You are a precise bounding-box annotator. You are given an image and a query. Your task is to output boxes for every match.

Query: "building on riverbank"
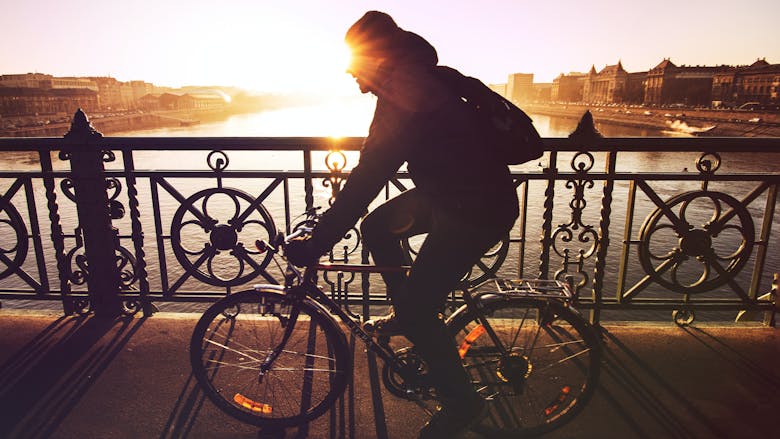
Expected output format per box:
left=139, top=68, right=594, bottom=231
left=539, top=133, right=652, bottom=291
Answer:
left=547, top=58, right=780, bottom=109
left=644, top=59, right=722, bottom=107
left=139, top=92, right=229, bottom=112
left=506, top=73, right=534, bottom=103
left=712, top=59, right=780, bottom=108
left=0, top=87, right=99, bottom=118
left=579, top=61, right=646, bottom=105
left=552, top=72, right=587, bottom=102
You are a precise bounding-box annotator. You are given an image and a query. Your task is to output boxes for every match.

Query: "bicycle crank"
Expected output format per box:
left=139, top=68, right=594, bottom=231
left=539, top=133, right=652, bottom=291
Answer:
left=381, top=347, right=435, bottom=400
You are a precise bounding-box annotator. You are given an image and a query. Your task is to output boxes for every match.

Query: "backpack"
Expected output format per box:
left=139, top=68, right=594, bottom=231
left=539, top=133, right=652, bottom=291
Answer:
left=435, top=66, right=545, bottom=165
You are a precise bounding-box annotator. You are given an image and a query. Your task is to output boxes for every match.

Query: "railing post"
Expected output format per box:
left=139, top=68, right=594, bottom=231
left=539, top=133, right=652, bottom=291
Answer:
left=62, top=109, right=122, bottom=318
left=538, top=151, right=556, bottom=280
left=40, top=150, right=74, bottom=314
left=592, top=151, right=615, bottom=326
left=303, top=148, right=314, bottom=211
left=771, top=273, right=778, bottom=327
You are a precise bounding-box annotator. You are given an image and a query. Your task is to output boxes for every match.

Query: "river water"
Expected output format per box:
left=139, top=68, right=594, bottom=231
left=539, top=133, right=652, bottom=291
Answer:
left=2, top=101, right=779, bottom=321
left=110, top=98, right=667, bottom=138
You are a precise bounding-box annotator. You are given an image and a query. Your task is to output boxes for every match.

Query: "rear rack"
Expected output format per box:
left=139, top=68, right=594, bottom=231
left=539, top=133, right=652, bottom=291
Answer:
left=480, top=278, right=574, bottom=300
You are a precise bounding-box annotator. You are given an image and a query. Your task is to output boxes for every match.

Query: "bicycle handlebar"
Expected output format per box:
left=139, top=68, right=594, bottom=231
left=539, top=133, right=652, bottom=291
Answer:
left=255, top=208, right=320, bottom=255
left=255, top=226, right=312, bottom=255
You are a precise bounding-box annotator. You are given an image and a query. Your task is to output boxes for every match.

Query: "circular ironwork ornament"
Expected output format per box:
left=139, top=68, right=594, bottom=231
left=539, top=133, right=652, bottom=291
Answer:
left=638, top=190, right=754, bottom=294
left=171, top=188, right=277, bottom=287
left=402, top=233, right=510, bottom=287
left=0, top=198, right=28, bottom=280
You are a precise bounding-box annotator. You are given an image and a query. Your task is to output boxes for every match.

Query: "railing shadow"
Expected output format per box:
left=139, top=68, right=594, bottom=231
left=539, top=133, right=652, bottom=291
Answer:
left=599, top=329, right=715, bottom=439
left=0, top=314, right=145, bottom=438
left=682, top=326, right=780, bottom=391
left=364, top=336, right=390, bottom=439
left=159, top=368, right=210, bottom=439
left=596, top=328, right=779, bottom=439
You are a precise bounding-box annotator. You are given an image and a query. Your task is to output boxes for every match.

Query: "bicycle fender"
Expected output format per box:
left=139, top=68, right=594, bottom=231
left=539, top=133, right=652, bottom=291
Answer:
left=445, top=292, right=509, bottom=327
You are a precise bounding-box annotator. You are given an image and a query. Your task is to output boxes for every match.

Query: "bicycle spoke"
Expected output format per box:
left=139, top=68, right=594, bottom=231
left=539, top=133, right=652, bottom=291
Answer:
left=526, top=302, right=551, bottom=353
left=203, top=338, right=264, bottom=362
left=203, top=359, right=263, bottom=372
left=533, top=348, right=592, bottom=374
left=546, top=339, right=588, bottom=352
left=508, top=306, right=532, bottom=354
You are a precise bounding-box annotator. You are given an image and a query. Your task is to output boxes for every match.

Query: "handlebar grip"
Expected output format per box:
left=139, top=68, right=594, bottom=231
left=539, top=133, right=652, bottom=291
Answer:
left=254, top=220, right=315, bottom=256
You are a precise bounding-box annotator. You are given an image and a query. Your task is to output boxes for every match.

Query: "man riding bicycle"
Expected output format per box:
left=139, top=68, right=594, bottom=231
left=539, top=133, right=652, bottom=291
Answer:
left=285, top=11, right=518, bottom=438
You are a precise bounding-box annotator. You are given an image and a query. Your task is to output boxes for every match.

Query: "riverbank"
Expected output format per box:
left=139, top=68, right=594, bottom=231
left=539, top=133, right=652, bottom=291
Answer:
left=0, top=107, right=253, bottom=138
left=524, top=103, right=780, bottom=137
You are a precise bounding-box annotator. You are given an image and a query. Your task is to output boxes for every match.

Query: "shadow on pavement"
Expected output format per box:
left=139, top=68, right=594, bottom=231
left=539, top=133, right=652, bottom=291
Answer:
left=592, top=327, right=780, bottom=439
left=0, top=315, right=145, bottom=438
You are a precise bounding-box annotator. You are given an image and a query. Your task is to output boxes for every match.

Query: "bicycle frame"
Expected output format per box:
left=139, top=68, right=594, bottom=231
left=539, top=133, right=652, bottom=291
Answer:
left=257, top=218, right=582, bottom=401
left=264, top=261, right=416, bottom=383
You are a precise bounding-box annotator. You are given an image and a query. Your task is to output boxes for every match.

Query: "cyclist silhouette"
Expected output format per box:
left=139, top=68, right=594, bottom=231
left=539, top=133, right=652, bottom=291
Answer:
left=285, top=11, right=518, bottom=438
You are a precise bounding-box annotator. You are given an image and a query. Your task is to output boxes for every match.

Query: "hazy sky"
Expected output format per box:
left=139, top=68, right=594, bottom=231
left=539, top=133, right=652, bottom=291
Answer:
left=2, top=0, right=778, bottom=94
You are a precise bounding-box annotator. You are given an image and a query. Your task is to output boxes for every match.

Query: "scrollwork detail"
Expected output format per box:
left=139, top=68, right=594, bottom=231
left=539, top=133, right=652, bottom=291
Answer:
left=102, top=150, right=116, bottom=163
left=63, top=228, right=138, bottom=291
left=551, top=152, right=600, bottom=284
left=207, top=150, right=230, bottom=172
left=695, top=152, right=721, bottom=175
left=323, top=150, right=348, bottom=205
left=60, top=178, right=77, bottom=203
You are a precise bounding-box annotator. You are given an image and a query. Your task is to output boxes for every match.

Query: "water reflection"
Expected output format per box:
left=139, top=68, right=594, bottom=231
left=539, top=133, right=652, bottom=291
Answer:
left=529, top=113, right=668, bottom=137
left=112, top=97, right=376, bottom=138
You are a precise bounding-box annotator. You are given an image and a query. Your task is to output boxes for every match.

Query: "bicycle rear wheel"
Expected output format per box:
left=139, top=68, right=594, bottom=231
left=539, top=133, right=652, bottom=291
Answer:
left=446, top=295, right=601, bottom=437
left=190, top=289, right=351, bottom=428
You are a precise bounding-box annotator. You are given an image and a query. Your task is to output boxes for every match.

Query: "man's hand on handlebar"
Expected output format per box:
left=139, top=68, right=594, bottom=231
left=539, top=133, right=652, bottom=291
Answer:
left=284, top=236, right=322, bottom=267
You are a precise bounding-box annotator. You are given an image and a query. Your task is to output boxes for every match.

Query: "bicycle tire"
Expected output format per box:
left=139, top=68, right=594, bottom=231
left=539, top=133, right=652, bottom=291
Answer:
left=190, top=288, right=351, bottom=428
left=446, top=295, right=601, bottom=437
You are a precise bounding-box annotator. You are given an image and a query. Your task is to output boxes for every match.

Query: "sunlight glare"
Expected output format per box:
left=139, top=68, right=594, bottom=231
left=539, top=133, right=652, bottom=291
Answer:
left=229, top=26, right=356, bottom=96
left=215, top=90, right=232, bottom=103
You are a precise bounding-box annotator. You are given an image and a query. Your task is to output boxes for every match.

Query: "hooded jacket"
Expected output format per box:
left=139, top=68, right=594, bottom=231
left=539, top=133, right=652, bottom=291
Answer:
left=310, top=14, right=519, bottom=253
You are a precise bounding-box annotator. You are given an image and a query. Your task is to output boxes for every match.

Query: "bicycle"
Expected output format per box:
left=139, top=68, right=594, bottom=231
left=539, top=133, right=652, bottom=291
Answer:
left=189, top=212, right=602, bottom=438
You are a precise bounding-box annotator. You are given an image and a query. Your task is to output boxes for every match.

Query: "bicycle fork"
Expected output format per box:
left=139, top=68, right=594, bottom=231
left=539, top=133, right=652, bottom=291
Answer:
left=257, top=306, right=301, bottom=383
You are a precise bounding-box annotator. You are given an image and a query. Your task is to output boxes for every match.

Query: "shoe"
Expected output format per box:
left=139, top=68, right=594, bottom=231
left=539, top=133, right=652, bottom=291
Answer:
left=362, top=311, right=403, bottom=336
left=418, top=395, right=487, bottom=439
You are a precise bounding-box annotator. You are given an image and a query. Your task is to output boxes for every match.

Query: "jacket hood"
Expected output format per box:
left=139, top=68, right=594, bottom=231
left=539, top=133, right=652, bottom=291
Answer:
left=345, top=11, right=438, bottom=68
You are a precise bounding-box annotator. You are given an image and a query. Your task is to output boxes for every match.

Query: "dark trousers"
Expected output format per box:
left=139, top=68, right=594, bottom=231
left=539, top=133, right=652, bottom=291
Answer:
left=360, top=188, right=513, bottom=401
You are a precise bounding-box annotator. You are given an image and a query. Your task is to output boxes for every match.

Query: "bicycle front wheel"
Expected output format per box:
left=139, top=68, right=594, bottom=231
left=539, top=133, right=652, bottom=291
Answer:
left=447, top=295, right=601, bottom=437
left=190, top=288, right=351, bottom=428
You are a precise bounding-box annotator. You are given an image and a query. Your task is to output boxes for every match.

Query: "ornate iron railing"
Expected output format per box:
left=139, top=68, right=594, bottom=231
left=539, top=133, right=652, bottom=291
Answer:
left=0, top=110, right=778, bottom=325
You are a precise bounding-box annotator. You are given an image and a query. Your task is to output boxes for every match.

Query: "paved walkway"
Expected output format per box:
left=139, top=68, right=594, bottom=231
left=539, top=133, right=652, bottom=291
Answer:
left=0, top=310, right=778, bottom=439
